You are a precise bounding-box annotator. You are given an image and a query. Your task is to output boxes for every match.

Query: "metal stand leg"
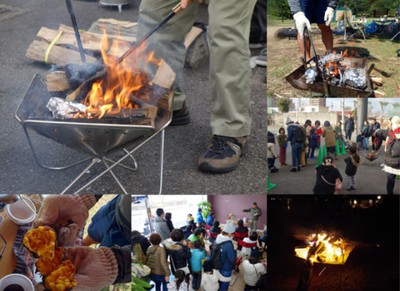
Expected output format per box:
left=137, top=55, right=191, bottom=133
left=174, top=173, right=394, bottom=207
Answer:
left=391, top=31, right=400, bottom=41
left=74, top=128, right=166, bottom=194
left=158, top=129, right=165, bottom=195
left=102, top=158, right=128, bottom=194
left=23, top=126, right=93, bottom=170
left=61, top=158, right=100, bottom=194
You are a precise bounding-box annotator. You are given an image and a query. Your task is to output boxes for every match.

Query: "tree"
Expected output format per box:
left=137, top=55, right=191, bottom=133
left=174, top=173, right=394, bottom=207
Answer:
left=277, top=98, right=291, bottom=113
left=379, top=101, right=389, bottom=117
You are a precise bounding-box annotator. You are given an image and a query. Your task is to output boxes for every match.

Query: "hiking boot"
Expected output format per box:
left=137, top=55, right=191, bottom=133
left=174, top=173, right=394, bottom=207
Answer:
left=290, top=168, right=297, bottom=172
left=170, top=102, right=190, bottom=126
left=198, top=135, right=248, bottom=173
left=255, top=48, right=267, bottom=67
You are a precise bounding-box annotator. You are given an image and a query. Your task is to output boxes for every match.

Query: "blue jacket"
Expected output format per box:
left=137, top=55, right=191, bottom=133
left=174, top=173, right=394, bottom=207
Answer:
left=309, top=133, right=318, bottom=148
left=196, top=212, right=206, bottom=224
left=216, top=235, right=236, bottom=274
left=287, top=124, right=300, bottom=145
left=190, top=248, right=206, bottom=272
left=206, top=214, right=214, bottom=227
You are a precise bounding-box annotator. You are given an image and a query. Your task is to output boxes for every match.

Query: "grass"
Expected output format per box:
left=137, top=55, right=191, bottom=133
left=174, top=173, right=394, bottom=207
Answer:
left=267, top=21, right=400, bottom=97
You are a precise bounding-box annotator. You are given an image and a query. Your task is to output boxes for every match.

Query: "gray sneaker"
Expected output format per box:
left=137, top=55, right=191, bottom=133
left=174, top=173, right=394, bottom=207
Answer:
left=255, top=48, right=266, bottom=67
left=198, top=135, right=248, bottom=173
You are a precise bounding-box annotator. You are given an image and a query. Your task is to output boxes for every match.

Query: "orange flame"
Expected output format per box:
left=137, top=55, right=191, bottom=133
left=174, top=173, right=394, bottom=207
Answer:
left=81, top=29, right=161, bottom=119
left=294, top=232, right=352, bottom=265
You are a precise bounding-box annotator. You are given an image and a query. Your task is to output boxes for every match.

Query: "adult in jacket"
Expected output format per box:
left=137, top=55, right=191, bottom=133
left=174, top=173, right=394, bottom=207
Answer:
left=154, top=208, right=171, bottom=241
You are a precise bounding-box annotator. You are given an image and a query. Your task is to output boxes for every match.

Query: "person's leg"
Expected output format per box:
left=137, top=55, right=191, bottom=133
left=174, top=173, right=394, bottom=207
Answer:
left=291, top=144, right=297, bottom=170
left=386, top=173, right=396, bottom=194
left=317, top=24, right=333, bottom=52
left=207, top=0, right=256, bottom=138
left=150, top=274, right=161, bottom=291
left=310, top=146, right=315, bottom=159
left=137, top=0, right=198, bottom=112
left=219, top=281, right=230, bottom=291
left=297, top=143, right=303, bottom=171
left=267, top=158, right=274, bottom=170
left=352, top=176, right=356, bottom=189
left=198, top=0, right=256, bottom=173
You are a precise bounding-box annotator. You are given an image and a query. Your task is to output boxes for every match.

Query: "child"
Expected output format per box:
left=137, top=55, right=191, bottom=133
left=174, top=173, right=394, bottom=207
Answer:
left=267, top=131, right=279, bottom=173
left=190, top=240, right=206, bottom=290
left=308, top=128, right=318, bottom=160
left=167, top=270, right=190, bottom=291
left=277, top=127, right=287, bottom=166
left=242, top=257, right=267, bottom=290
left=240, top=232, right=259, bottom=258
left=200, top=260, right=219, bottom=291
left=344, top=144, right=361, bottom=191
left=313, top=156, right=343, bottom=194
left=209, top=220, right=221, bottom=244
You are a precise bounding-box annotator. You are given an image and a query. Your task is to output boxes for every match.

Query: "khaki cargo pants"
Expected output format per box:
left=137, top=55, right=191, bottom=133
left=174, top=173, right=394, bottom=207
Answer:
left=138, top=0, right=256, bottom=138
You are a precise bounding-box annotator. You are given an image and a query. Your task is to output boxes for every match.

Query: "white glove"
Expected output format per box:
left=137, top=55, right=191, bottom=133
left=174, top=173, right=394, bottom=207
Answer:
left=324, top=7, right=335, bottom=26
left=293, top=12, right=312, bottom=39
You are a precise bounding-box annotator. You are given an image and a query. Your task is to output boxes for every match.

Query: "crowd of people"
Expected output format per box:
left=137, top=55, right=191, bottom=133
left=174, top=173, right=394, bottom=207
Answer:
left=132, top=205, right=267, bottom=291
left=267, top=114, right=400, bottom=194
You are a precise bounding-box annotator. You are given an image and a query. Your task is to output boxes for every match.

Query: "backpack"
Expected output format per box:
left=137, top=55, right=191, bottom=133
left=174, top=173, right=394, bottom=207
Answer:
left=209, top=241, right=229, bottom=269
left=385, top=134, right=400, bottom=169
left=295, top=126, right=306, bottom=143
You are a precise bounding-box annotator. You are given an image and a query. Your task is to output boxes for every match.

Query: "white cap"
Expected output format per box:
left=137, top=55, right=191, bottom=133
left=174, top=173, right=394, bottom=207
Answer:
left=223, top=220, right=236, bottom=234
left=285, top=117, right=293, bottom=125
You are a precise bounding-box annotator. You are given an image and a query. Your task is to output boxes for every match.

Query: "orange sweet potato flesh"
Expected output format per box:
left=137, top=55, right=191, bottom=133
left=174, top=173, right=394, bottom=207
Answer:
left=44, top=260, right=77, bottom=291
left=23, top=226, right=56, bottom=258
left=36, top=247, right=64, bottom=275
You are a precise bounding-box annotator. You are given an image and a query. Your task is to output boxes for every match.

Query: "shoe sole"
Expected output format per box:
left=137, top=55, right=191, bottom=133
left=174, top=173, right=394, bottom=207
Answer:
left=198, top=140, right=248, bottom=173
left=170, top=113, right=190, bottom=126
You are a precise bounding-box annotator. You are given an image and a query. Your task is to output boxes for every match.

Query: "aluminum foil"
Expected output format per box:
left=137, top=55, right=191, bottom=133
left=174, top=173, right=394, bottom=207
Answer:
left=305, top=67, right=318, bottom=84
left=318, top=53, right=344, bottom=67
left=47, top=97, right=87, bottom=119
left=342, top=69, right=367, bottom=90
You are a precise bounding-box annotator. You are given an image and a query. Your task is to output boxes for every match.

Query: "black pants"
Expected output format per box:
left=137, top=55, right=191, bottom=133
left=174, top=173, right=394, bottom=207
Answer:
left=387, top=173, right=397, bottom=194
left=268, top=158, right=277, bottom=170
left=191, top=271, right=202, bottom=290
left=250, top=0, right=266, bottom=45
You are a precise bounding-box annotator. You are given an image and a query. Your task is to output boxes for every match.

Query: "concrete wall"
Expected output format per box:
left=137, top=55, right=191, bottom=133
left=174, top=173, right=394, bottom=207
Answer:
left=208, top=195, right=267, bottom=230
left=271, top=111, right=339, bottom=127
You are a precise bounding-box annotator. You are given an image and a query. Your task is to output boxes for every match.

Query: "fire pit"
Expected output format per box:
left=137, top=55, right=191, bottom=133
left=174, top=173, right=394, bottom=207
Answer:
left=286, top=47, right=374, bottom=97
left=294, top=232, right=354, bottom=291
left=15, top=52, right=175, bottom=194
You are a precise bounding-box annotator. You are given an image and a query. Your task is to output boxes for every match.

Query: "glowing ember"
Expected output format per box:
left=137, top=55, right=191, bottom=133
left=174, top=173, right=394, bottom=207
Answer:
left=294, top=232, right=352, bottom=265
left=75, top=29, right=161, bottom=119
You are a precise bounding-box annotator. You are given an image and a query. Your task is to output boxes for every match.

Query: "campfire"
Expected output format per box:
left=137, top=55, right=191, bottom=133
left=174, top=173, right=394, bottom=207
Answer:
left=286, top=47, right=374, bottom=97
left=46, top=30, right=173, bottom=127
left=295, top=232, right=352, bottom=265
left=305, top=49, right=367, bottom=90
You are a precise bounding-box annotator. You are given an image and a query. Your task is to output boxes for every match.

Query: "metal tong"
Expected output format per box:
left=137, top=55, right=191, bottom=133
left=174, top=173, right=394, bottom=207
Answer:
left=302, top=28, right=330, bottom=97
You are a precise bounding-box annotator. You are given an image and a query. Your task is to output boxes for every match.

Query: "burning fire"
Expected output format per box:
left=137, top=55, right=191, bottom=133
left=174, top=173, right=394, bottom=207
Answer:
left=295, top=232, right=351, bottom=265
left=77, top=30, right=161, bottom=119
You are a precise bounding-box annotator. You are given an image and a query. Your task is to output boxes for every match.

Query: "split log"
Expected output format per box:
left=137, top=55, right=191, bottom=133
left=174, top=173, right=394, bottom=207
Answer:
left=373, top=90, right=386, bottom=97
left=46, top=71, right=69, bottom=92
left=371, top=77, right=382, bottom=86
left=25, top=39, right=97, bottom=65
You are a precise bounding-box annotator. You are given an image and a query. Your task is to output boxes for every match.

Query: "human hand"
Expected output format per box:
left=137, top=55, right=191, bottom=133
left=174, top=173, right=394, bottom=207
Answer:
left=64, top=246, right=118, bottom=290
left=181, top=0, right=200, bottom=9
left=324, top=7, right=335, bottom=26
left=165, top=276, right=170, bottom=283
left=34, top=195, right=96, bottom=246
left=293, top=12, right=312, bottom=38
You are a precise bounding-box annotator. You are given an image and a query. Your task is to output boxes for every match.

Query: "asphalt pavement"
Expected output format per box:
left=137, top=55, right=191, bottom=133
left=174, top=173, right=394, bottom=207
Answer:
left=267, top=126, right=398, bottom=194
left=0, top=0, right=267, bottom=194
